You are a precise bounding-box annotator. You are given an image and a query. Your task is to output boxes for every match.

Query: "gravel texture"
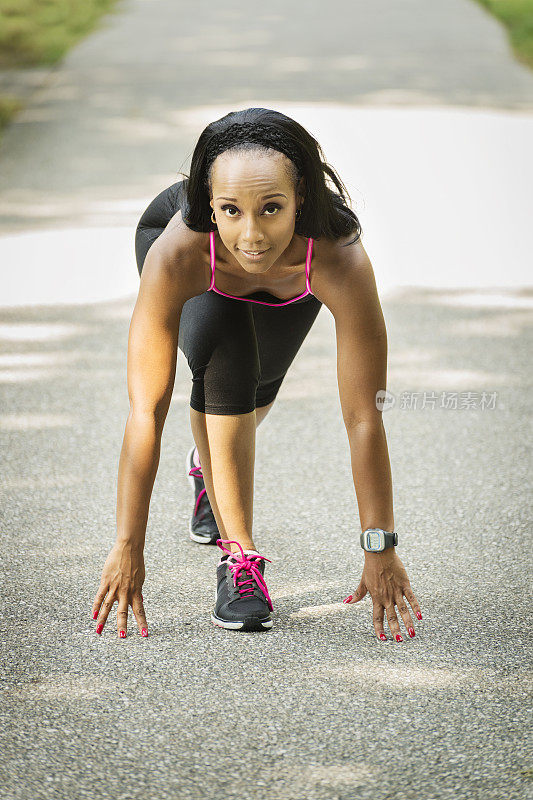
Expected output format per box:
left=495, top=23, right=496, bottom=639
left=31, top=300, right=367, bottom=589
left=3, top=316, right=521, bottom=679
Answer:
left=1, top=288, right=532, bottom=799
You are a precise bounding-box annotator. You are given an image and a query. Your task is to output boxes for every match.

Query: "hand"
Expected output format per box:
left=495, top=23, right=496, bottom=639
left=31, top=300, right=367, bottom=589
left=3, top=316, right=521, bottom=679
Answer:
left=343, top=548, right=422, bottom=642
left=91, top=541, right=147, bottom=639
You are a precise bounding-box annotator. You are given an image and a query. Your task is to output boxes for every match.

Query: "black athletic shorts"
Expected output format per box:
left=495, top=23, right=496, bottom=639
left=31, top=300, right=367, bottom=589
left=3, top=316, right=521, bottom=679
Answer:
left=135, top=182, right=323, bottom=415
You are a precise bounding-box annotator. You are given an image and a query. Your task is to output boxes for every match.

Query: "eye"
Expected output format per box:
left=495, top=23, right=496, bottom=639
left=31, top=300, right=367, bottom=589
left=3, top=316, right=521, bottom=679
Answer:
left=220, top=203, right=281, bottom=217
left=221, top=204, right=239, bottom=217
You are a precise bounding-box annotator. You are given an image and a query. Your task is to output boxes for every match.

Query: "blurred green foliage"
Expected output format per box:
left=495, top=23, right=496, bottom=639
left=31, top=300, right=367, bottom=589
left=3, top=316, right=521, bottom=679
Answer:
left=473, top=0, right=533, bottom=68
left=0, top=0, right=119, bottom=134
left=0, top=95, right=21, bottom=126
left=0, top=0, right=120, bottom=67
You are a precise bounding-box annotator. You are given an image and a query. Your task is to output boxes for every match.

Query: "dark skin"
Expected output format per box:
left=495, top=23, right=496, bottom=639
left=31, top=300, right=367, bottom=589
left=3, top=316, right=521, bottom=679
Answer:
left=91, top=148, right=422, bottom=642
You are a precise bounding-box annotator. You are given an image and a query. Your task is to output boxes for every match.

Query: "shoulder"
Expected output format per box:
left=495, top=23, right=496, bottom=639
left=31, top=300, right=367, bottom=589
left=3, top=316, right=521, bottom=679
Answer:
left=311, top=231, right=371, bottom=289
left=140, top=209, right=210, bottom=302
left=310, top=232, right=386, bottom=337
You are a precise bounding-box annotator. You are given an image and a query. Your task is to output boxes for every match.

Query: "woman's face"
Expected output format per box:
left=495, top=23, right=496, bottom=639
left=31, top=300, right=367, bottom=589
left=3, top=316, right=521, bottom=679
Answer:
left=209, top=149, right=304, bottom=274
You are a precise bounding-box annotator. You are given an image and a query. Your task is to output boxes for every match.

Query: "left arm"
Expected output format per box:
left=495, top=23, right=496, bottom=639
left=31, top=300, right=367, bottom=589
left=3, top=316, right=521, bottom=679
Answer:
left=313, top=236, right=393, bottom=533
left=313, top=236, right=422, bottom=641
left=336, top=328, right=393, bottom=534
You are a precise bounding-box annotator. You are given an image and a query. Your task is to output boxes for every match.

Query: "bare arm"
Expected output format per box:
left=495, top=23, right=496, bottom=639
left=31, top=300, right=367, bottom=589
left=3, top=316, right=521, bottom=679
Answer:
left=117, top=241, right=185, bottom=547
left=314, top=236, right=423, bottom=642
left=314, top=236, right=392, bottom=533
left=92, top=227, right=203, bottom=637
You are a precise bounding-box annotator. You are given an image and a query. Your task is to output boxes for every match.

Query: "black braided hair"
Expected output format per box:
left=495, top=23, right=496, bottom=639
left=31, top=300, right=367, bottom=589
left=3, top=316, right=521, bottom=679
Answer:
left=179, top=108, right=362, bottom=244
left=203, top=122, right=304, bottom=188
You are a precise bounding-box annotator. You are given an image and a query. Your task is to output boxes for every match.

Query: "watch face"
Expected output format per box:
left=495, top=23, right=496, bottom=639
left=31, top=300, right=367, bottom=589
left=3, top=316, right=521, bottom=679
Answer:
left=367, top=531, right=383, bottom=550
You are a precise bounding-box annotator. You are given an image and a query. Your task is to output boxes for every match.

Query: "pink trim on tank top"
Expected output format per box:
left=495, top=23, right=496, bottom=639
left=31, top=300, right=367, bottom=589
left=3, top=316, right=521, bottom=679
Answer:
left=208, top=230, right=314, bottom=307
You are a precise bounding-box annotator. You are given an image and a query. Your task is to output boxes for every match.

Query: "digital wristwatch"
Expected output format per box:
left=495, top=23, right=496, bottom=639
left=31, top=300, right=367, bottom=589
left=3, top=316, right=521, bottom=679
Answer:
left=360, top=527, right=398, bottom=552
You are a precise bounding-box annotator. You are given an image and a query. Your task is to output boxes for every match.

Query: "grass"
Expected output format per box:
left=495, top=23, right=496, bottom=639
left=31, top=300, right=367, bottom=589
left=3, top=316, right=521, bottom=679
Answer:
left=0, top=95, right=22, bottom=127
left=0, top=0, right=120, bottom=67
left=0, top=0, right=120, bottom=136
left=472, top=0, right=533, bottom=69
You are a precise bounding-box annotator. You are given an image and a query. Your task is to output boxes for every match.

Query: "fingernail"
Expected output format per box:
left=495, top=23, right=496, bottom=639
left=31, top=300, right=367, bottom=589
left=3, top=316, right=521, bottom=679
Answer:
left=408, top=627, right=415, bottom=638
left=379, top=632, right=387, bottom=641
left=119, top=630, right=126, bottom=639
left=96, top=624, right=103, bottom=635
left=395, top=634, right=403, bottom=642
left=343, top=595, right=353, bottom=604
left=141, top=594, right=144, bottom=601
left=416, top=611, right=422, bottom=620
left=92, top=611, right=97, bottom=620
left=141, top=628, right=148, bottom=637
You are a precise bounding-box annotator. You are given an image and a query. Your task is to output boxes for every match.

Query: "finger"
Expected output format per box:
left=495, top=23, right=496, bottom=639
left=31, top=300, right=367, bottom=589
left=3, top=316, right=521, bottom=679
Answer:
left=117, top=596, right=129, bottom=639
left=92, top=583, right=108, bottom=621
left=343, top=578, right=367, bottom=605
left=372, top=602, right=388, bottom=642
left=132, top=594, right=148, bottom=637
left=403, top=585, right=423, bottom=621
left=395, top=592, right=416, bottom=638
left=385, top=603, right=404, bottom=643
left=96, top=592, right=116, bottom=635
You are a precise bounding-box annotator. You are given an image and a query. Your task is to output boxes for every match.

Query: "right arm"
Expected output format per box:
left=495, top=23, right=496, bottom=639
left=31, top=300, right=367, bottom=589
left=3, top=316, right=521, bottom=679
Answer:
left=91, top=228, right=203, bottom=638
left=117, top=239, right=186, bottom=549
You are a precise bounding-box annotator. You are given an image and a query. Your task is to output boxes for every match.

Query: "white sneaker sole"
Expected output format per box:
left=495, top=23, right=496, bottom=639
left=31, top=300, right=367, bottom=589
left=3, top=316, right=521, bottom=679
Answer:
left=210, top=612, right=273, bottom=631
left=211, top=589, right=273, bottom=630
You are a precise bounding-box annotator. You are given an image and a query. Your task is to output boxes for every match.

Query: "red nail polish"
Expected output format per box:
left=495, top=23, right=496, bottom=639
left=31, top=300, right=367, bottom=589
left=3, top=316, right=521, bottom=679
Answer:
left=395, top=634, right=403, bottom=642
left=343, top=595, right=353, bottom=604
left=141, top=628, right=148, bottom=637
left=416, top=611, right=422, bottom=620
left=408, top=627, right=415, bottom=637
left=119, top=630, right=126, bottom=639
left=141, top=594, right=143, bottom=601
left=379, top=633, right=387, bottom=641
left=96, top=624, right=103, bottom=635
left=92, top=611, right=97, bottom=620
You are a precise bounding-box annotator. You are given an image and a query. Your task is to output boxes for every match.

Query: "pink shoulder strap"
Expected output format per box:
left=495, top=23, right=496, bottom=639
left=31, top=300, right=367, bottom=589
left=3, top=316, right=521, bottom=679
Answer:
left=305, top=237, right=314, bottom=292
left=208, top=230, right=216, bottom=289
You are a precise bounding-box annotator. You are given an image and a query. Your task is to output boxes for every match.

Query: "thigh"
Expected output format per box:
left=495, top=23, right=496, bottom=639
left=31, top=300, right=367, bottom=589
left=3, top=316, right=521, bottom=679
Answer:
left=178, top=292, right=261, bottom=415
left=252, top=296, right=323, bottom=406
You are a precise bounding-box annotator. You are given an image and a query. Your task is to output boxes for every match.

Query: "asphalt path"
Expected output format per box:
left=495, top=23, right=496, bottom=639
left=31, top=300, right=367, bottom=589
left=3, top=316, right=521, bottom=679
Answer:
left=1, top=288, right=532, bottom=799
left=1, top=1, right=532, bottom=798
left=1, top=0, right=533, bottom=234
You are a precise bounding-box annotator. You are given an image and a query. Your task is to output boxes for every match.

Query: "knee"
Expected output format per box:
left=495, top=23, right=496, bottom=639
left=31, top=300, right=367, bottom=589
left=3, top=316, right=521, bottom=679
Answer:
left=188, top=324, right=260, bottom=416
left=191, top=355, right=260, bottom=415
left=179, top=295, right=262, bottom=415
left=255, top=376, right=284, bottom=408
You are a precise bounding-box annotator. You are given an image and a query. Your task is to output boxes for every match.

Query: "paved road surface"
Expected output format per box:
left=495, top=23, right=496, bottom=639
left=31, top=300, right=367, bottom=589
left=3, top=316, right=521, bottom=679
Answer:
left=1, top=1, right=532, bottom=798
left=1, top=0, right=533, bottom=234
left=1, top=287, right=531, bottom=799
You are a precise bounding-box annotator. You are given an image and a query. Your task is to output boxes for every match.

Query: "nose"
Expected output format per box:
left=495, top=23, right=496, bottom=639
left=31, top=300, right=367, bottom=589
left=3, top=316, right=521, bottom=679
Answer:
left=241, top=214, right=265, bottom=248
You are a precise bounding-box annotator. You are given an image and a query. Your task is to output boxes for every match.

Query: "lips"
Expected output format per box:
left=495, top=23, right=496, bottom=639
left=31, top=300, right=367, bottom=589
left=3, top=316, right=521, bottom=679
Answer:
left=239, top=248, right=270, bottom=261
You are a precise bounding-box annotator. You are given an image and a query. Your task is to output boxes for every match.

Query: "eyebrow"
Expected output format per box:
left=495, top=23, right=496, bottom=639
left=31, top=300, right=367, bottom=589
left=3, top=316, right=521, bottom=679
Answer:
left=215, top=193, right=287, bottom=201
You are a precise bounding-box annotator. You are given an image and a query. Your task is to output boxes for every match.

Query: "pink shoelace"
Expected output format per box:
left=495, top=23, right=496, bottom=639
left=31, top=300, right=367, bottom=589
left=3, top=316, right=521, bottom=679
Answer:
left=217, top=539, right=273, bottom=611
left=189, top=454, right=214, bottom=519
left=188, top=461, right=208, bottom=517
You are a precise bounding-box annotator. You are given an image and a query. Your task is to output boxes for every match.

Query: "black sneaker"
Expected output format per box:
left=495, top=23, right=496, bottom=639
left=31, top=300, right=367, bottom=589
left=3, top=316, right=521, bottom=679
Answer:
left=211, top=539, right=273, bottom=631
left=185, top=445, right=220, bottom=545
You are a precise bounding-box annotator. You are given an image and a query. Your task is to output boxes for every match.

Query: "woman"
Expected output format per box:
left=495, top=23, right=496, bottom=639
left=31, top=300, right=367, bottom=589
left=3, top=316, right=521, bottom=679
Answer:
left=91, top=107, right=423, bottom=640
